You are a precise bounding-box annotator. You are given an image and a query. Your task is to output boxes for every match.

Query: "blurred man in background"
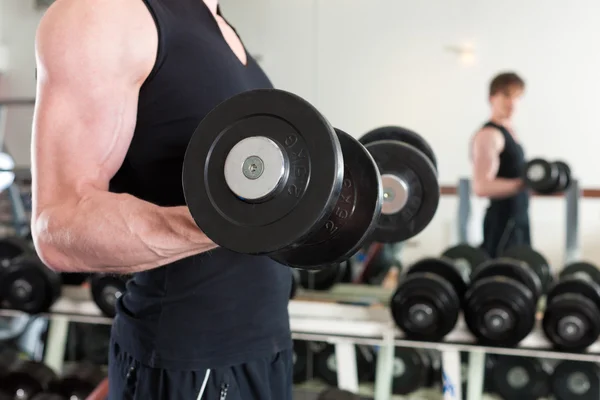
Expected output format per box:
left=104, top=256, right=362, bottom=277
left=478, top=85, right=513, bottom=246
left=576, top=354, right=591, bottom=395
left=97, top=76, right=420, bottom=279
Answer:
left=470, top=72, right=529, bottom=257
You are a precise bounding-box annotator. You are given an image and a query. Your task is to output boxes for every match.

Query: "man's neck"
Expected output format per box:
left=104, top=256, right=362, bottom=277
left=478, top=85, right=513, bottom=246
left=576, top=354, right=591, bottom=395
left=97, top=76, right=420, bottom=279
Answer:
left=490, top=115, right=512, bottom=129
left=203, top=0, right=218, bottom=15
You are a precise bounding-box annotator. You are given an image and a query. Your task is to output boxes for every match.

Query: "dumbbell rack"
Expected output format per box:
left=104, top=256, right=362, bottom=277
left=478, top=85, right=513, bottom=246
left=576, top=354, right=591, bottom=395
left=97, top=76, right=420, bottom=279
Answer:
left=456, top=177, right=581, bottom=264
left=1, top=286, right=599, bottom=400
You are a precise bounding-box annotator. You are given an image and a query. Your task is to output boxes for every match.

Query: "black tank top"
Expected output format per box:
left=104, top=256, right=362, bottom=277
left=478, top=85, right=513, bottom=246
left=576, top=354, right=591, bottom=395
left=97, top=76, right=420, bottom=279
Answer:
left=483, top=121, right=529, bottom=218
left=108, top=0, right=292, bottom=370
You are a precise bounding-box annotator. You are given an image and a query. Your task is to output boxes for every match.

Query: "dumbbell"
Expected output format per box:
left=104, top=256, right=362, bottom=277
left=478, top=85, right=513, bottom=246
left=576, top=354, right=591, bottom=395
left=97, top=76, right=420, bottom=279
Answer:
left=0, top=360, right=58, bottom=400
left=90, top=274, right=131, bottom=317
left=543, top=262, right=600, bottom=352
left=354, top=242, right=402, bottom=285
left=0, top=254, right=62, bottom=314
left=524, top=158, right=572, bottom=194
left=48, top=362, right=105, bottom=400
left=296, top=261, right=350, bottom=291
left=314, top=344, right=376, bottom=386
left=391, top=244, right=489, bottom=341
left=550, top=361, right=600, bottom=400
left=0, top=235, right=31, bottom=264
left=489, top=356, right=549, bottom=400
left=182, top=90, right=439, bottom=270
left=358, top=126, right=439, bottom=244
left=390, top=347, right=437, bottom=395
left=292, top=340, right=309, bottom=384
left=463, top=245, right=550, bottom=346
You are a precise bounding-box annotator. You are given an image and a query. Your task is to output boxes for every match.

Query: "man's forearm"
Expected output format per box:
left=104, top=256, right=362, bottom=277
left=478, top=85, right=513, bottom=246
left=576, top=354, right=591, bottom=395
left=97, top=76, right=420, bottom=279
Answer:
left=473, top=178, right=524, bottom=199
left=33, top=191, right=216, bottom=274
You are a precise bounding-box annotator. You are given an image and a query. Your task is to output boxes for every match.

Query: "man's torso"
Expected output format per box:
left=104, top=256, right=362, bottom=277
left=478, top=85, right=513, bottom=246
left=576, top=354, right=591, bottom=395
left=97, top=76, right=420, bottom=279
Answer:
left=108, top=0, right=292, bottom=370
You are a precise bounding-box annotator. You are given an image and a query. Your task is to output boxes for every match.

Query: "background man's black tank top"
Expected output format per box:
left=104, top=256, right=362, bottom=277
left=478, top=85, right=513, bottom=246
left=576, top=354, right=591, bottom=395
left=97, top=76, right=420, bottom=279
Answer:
left=483, top=121, right=529, bottom=219
left=108, top=0, right=292, bottom=370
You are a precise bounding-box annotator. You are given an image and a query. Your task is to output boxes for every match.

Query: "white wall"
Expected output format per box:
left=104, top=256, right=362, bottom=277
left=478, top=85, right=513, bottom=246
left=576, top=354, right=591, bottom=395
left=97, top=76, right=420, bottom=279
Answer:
left=0, top=0, right=44, bottom=166
left=2, top=0, right=600, bottom=269
left=223, top=0, right=600, bottom=269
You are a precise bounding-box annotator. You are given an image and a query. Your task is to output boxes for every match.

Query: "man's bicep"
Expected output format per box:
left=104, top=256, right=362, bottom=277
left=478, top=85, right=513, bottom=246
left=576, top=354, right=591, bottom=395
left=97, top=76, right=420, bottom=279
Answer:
left=471, top=130, right=502, bottom=181
left=31, top=0, right=155, bottom=210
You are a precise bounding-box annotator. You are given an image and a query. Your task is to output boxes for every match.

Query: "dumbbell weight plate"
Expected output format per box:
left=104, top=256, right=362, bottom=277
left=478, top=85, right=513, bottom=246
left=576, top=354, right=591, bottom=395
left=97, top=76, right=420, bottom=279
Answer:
left=554, top=161, right=572, bottom=192
left=30, top=394, right=67, bottom=400
left=90, top=274, right=130, bottom=318
left=270, top=129, right=382, bottom=268
left=392, top=259, right=462, bottom=341
left=391, top=347, right=431, bottom=395
left=3, top=360, right=58, bottom=400
left=292, top=340, right=308, bottom=384
left=441, top=244, right=490, bottom=284
left=359, top=126, right=438, bottom=170
left=491, top=356, right=549, bottom=400
left=361, top=139, right=439, bottom=243
left=48, top=362, right=105, bottom=400
left=551, top=361, right=600, bottom=400
left=313, top=344, right=375, bottom=386
left=501, top=245, right=550, bottom=294
left=465, top=260, right=538, bottom=346
left=297, top=261, right=349, bottom=291
left=0, top=255, right=62, bottom=314
left=561, top=261, right=600, bottom=285
left=183, top=89, right=344, bottom=256
left=0, top=236, right=31, bottom=265
left=524, top=158, right=559, bottom=194
left=542, top=278, right=600, bottom=351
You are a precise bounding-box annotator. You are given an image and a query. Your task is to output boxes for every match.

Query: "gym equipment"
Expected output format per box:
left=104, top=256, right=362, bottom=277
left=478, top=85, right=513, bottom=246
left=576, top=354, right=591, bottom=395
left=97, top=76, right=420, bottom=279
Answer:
left=551, top=360, right=600, bottom=400
left=356, top=242, right=402, bottom=285
left=30, top=394, right=67, bottom=400
left=48, top=362, right=105, bottom=400
left=463, top=245, right=548, bottom=346
left=316, top=388, right=361, bottom=400
left=0, top=255, right=62, bottom=314
left=390, top=347, right=433, bottom=395
left=90, top=274, right=130, bottom=317
left=183, top=91, right=439, bottom=269
left=359, top=126, right=439, bottom=243
left=502, top=245, right=553, bottom=294
left=490, top=356, right=549, bottom=400
left=0, top=235, right=31, bottom=265
left=292, top=340, right=308, bottom=384
left=314, top=344, right=375, bottom=386
left=523, top=158, right=572, bottom=194
left=183, top=89, right=383, bottom=269
left=0, top=360, right=58, bottom=400
left=297, top=261, right=349, bottom=291
left=60, top=273, right=90, bottom=286
left=391, top=244, right=488, bottom=341
left=543, top=261, right=600, bottom=351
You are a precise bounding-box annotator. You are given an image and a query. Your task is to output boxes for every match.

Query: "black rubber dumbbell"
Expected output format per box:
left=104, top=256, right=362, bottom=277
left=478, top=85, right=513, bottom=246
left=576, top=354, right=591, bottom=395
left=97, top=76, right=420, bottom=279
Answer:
left=0, top=254, right=62, bottom=314
left=0, top=236, right=32, bottom=264
left=490, top=356, right=549, bottom=400
left=390, top=347, right=436, bottom=395
left=48, top=362, right=105, bottom=400
left=0, top=360, right=58, bottom=400
left=543, top=262, right=600, bottom=352
left=314, top=344, right=376, bottom=386
left=90, top=274, right=131, bottom=317
left=463, top=245, right=550, bottom=346
left=296, top=261, right=350, bottom=291
left=551, top=360, right=600, bottom=400
left=354, top=242, right=402, bottom=285
left=391, top=244, right=489, bottom=341
left=524, top=158, right=572, bottom=194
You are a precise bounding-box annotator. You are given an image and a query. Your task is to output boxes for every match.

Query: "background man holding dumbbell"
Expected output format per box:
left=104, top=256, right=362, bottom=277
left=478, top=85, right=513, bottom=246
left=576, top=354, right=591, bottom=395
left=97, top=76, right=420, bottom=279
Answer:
left=470, top=72, right=530, bottom=257
left=30, top=0, right=293, bottom=399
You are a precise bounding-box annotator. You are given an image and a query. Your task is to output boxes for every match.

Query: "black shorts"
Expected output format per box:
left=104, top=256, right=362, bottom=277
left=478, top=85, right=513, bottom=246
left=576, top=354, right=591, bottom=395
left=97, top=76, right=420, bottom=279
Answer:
left=108, top=339, right=293, bottom=400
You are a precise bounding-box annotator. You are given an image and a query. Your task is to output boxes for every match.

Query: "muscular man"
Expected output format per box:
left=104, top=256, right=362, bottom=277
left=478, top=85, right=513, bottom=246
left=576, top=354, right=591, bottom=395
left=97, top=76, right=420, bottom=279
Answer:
left=471, top=72, right=529, bottom=258
left=31, top=0, right=293, bottom=398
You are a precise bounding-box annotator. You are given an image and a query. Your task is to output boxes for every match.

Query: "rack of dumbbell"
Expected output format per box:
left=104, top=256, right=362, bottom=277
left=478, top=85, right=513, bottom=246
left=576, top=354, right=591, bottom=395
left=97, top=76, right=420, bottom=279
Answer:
left=388, top=243, right=600, bottom=400
left=0, top=345, right=107, bottom=400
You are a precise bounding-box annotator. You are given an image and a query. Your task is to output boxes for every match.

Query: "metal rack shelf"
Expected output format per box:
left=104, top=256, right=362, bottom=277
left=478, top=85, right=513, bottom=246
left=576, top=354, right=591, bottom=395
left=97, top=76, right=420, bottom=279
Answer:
left=1, top=286, right=598, bottom=400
